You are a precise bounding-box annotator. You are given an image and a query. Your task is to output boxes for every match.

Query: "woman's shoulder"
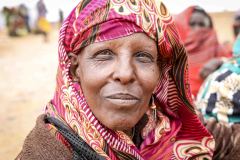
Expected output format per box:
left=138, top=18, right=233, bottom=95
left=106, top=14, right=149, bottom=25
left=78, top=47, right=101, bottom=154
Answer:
left=15, top=114, right=72, bottom=160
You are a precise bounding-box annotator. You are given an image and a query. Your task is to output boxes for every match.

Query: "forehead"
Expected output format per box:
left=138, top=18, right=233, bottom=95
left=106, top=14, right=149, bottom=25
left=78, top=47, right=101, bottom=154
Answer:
left=190, top=12, right=208, bottom=21
left=82, top=33, right=156, bottom=51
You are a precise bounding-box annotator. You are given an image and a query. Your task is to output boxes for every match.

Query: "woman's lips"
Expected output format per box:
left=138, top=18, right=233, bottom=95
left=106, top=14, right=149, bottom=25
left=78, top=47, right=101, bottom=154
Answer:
left=105, top=93, right=140, bottom=106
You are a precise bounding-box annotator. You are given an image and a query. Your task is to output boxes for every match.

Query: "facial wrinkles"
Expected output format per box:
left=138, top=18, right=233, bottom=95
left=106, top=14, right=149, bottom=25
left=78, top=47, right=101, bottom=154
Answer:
left=79, top=33, right=159, bottom=90
left=100, top=39, right=135, bottom=83
left=115, top=49, right=136, bottom=83
left=110, top=41, right=155, bottom=93
left=114, top=40, right=155, bottom=82
left=72, top=33, right=161, bottom=132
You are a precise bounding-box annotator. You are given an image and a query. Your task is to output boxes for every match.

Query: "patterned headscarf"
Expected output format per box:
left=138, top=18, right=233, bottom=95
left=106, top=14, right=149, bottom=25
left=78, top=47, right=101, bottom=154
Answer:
left=45, top=0, right=214, bottom=159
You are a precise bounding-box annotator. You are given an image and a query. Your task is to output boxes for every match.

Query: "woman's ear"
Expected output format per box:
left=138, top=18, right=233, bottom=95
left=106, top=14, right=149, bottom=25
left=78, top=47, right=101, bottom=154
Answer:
left=68, top=52, right=79, bottom=82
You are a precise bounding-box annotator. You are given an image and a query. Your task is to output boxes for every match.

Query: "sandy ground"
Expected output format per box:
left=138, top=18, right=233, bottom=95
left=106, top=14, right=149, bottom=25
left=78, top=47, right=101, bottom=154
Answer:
left=0, top=30, right=58, bottom=159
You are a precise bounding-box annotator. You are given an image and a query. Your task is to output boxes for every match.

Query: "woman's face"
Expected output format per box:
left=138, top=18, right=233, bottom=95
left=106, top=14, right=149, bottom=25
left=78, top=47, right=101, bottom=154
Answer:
left=189, top=12, right=210, bottom=30
left=71, top=33, right=160, bottom=132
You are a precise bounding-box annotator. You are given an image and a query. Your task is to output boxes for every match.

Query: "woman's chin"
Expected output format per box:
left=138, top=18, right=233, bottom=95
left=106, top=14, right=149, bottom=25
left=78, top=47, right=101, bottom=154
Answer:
left=94, top=109, right=145, bottom=132
left=103, top=118, right=136, bottom=132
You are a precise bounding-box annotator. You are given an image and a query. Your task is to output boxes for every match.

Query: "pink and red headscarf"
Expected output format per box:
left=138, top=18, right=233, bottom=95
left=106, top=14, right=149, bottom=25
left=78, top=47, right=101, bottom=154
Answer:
left=45, top=0, right=214, bottom=159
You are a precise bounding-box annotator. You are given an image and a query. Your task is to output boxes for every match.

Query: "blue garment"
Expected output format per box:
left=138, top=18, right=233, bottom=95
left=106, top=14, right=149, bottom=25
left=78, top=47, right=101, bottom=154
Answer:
left=233, top=35, right=240, bottom=64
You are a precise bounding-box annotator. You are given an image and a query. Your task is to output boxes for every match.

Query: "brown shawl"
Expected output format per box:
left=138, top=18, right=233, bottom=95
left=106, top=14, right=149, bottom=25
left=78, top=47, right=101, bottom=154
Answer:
left=15, top=114, right=72, bottom=160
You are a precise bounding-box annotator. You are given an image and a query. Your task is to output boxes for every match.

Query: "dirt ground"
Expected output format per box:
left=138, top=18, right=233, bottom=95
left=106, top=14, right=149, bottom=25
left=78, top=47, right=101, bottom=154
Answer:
left=0, top=30, right=58, bottom=159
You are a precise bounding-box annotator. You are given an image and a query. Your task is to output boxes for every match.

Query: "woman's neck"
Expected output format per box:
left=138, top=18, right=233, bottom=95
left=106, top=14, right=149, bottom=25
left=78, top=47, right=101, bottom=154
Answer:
left=123, top=128, right=135, bottom=139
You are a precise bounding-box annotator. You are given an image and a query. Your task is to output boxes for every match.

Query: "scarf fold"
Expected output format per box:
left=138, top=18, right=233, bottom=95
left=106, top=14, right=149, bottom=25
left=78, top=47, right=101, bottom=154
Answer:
left=45, top=1, right=214, bottom=159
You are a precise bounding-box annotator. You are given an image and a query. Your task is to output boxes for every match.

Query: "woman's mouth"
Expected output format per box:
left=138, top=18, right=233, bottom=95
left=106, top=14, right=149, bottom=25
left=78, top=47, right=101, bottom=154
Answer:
left=105, top=93, right=140, bottom=106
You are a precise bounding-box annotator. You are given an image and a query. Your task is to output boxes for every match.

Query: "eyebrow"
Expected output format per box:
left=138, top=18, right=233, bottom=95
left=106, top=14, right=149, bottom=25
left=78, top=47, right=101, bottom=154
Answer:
left=86, top=39, right=157, bottom=53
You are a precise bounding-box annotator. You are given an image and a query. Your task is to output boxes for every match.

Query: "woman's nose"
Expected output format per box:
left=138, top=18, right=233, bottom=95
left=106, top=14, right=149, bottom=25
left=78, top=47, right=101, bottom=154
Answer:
left=112, top=58, right=135, bottom=84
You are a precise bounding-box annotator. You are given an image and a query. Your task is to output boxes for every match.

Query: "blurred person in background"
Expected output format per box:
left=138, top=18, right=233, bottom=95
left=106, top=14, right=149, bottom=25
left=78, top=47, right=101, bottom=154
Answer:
left=36, top=0, right=47, bottom=18
left=196, top=33, right=240, bottom=160
left=233, top=10, right=240, bottom=38
left=59, top=9, right=64, bottom=26
left=0, top=10, right=4, bottom=31
left=2, top=6, right=27, bottom=37
left=36, top=0, right=51, bottom=42
left=2, top=7, right=11, bottom=32
left=16, top=0, right=214, bottom=159
left=199, top=8, right=240, bottom=81
left=174, top=6, right=230, bottom=98
left=19, top=4, right=31, bottom=33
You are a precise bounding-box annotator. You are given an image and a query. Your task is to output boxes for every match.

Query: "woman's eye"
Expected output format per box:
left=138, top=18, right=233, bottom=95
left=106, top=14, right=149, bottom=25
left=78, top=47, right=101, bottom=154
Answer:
left=93, top=50, right=114, bottom=61
left=135, top=52, right=154, bottom=63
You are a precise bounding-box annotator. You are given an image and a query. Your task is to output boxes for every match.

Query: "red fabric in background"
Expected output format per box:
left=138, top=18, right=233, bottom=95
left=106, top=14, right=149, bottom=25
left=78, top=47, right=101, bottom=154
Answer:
left=174, top=6, right=231, bottom=97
